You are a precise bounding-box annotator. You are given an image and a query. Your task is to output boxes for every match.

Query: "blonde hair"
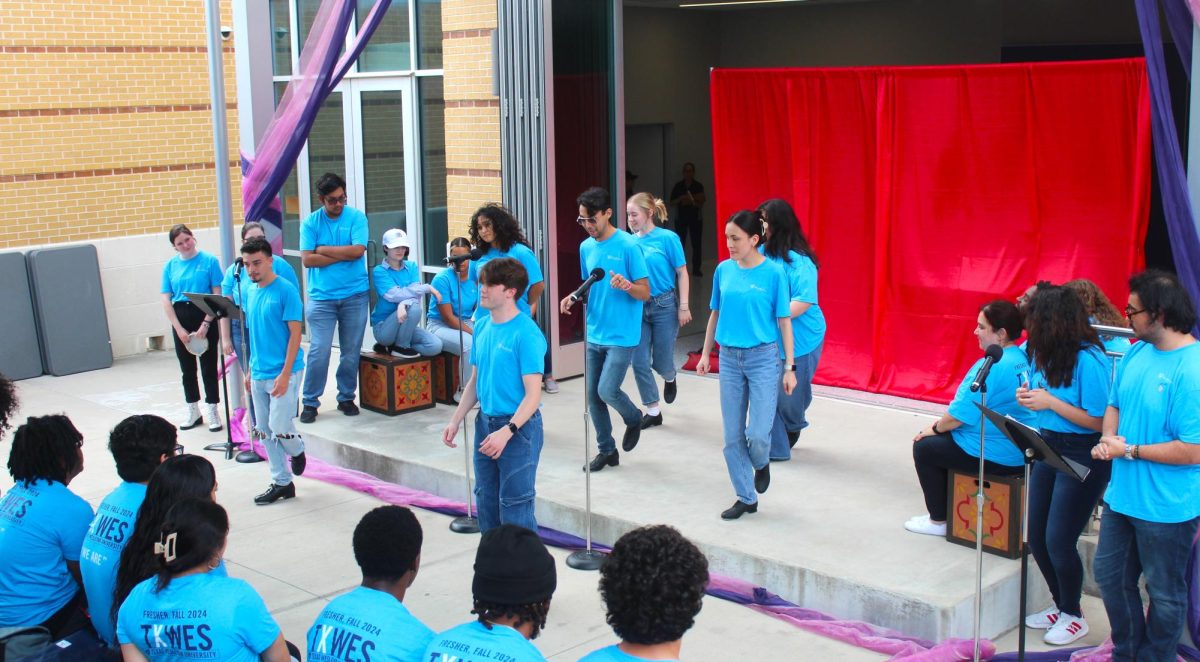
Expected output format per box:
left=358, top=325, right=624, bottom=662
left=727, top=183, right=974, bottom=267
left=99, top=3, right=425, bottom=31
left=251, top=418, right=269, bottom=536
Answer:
left=628, top=192, right=669, bottom=225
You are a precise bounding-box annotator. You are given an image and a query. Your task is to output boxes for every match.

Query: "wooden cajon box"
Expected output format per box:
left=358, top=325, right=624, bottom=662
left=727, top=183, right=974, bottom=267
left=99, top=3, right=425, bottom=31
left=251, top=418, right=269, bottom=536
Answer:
left=946, top=469, right=1024, bottom=559
left=430, top=352, right=463, bottom=405
left=358, top=351, right=435, bottom=416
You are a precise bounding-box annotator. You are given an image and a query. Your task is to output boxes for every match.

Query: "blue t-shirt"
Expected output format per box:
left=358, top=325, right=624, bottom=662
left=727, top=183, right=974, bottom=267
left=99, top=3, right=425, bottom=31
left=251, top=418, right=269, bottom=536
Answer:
left=1027, top=345, right=1111, bottom=435
left=1104, top=341, right=1200, bottom=523
left=423, top=621, right=547, bottom=662
left=469, top=244, right=545, bottom=319
left=299, top=206, right=370, bottom=301
left=579, top=645, right=673, bottom=662
left=161, top=252, right=223, bottom=303
left=81, top=481, right=147, bottom=645
left=371, top=260, right=424, bottom=325
left=117, top=572, right=280, bottom=662
left=637, top=227, right=686, bottom=297
left=307, top=586, right=434, bottom=662
left=580, top=231, right=649, bottom=347
left=222, top=256, right=299, bottom=307
left=245, top=277, right=305, bottom=381
left=710, top=258, right=790, bottom=350
left=471, top=313, right=547, bottom=417
left=945, top=345, right=1036, bottom=467
left=0, top=479, right=94, bottom=626
left=761, top=248, right=826, bottom=357
left=428, top=268, right=478, bottom=325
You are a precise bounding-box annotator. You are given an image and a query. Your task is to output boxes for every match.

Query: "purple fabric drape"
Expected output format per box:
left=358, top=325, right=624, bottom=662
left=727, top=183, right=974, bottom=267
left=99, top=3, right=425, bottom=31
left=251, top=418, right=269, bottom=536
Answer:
left=240, top=0, right=393, bottom=243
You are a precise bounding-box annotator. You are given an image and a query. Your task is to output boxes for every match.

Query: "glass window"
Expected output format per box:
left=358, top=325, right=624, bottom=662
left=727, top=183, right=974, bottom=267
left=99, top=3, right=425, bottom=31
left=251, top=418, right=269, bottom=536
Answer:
left=416, top=0, right=442, bottom=70
left=270, top=0, right=293, bottom=76
left=360, top=91, right=407, bottom=262
left=419, top=77, right=447, bottom=267
left=298, top=0, right=322, bottom=55
left=307, top=92, right=347, bottom=200
left=358, top=0, right=411, bottom=72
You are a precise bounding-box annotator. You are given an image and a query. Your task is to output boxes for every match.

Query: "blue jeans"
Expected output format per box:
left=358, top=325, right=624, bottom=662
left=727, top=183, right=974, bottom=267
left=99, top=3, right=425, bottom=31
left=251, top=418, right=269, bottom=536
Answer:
left=719, top=343, right=781, bottom=505
left=372, top=303, right=443, bottom=356
left=302, top=291, right=369, bottom=409
left=633, top=290, right=679, bottom=406
left=585, top=343, right=640, bottom=454
left=250, top=374, right=305, bottom=486
left=1094, top=507, right=1199, bottom=661
left=769, top=342, right=823, bottom=460
left=229, top=318, right=251, bottom=373
left=1026, top=430, right=1110, bottom=617
left=427, top=318, right=472, bottom=366
left=474, top=410, right=543, bottom=532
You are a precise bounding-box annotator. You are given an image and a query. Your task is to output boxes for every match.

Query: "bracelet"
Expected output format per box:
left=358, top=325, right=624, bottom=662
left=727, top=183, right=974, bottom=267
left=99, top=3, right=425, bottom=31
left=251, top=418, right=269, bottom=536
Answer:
left=680, top=305, right=690, bottom=310
left=1132, top=444, right=1140, bottom=460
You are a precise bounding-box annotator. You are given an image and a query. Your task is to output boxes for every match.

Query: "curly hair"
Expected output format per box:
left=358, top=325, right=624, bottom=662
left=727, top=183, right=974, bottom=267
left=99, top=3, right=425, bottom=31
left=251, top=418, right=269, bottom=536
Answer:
left=469, top=204, right=528, bottom=252
left=108, top=415, right=177, bottom=483
left=353, top=506, right=423, bottom=582
left=598, top=525, right=709, bottom=645
left=7, top=414, right=82, bottom=485
left=1063, top=279, right=1126, bottom=329
left=472, top=599, right=552, bottom=640
left=0, top=372, right=16, bottom=440
left=1025, top=285, right=1102, bottom=388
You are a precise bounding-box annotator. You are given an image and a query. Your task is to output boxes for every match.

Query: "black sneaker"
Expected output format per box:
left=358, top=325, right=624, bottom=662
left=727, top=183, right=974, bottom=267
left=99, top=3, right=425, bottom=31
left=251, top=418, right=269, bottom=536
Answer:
left=372, top=343, right=389, bottom=355
left=583, top=450, right=619, bottom=472
left=299, top=406, right=318, bottom=424
left=337, top=401, right=360, bottom=416
left=754, top=464, right=771, bottom=494
left=389, top=345, right=420, bottom=359
left=640, top=412, right=663, bottom=430
left=721, top=500, right=757, bottom=520
left=787, top=431, right=801, bottom=448
left=254, top=482, right=295, bottom=505
left=290, top=452, right=306, bottom=476
left=664, top=380, right=677, bottom=404
left=622, top=424, right=641, bottom=452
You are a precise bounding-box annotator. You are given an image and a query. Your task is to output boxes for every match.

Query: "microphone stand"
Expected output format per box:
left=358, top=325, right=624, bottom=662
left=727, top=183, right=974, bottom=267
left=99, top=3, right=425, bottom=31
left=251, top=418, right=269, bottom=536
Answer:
left=971, top=380, right=987, bottom=662
left=449, top=266, right=479, bottom=534
left=233, top=264, right=263, bottom=464
left=567, top=294, right=605, bottom=571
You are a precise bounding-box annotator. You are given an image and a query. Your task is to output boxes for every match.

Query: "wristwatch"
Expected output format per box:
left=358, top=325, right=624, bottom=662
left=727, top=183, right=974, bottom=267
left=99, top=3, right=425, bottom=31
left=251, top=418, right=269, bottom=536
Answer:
left=506, top=422, right=519, bottom=435
left=1124, top=444, right=1135, bottom=460
left=784, top=364, right=796, bottom=372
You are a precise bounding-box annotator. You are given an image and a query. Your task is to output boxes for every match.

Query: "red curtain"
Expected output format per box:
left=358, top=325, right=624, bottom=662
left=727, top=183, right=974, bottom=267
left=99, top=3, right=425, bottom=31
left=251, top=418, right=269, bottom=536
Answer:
left=710, top=60, right=1150, bottom=403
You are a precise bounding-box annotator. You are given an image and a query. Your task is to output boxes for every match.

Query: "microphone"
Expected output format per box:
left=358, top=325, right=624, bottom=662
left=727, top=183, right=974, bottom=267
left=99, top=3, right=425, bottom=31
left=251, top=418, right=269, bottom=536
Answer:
left=569, top=268, right=606, bottom=303
left=234, top=257, right=244, bottom=277
left=444, top=247, right=484, bottom=265
left=969, top=344, right=1005, bottom=393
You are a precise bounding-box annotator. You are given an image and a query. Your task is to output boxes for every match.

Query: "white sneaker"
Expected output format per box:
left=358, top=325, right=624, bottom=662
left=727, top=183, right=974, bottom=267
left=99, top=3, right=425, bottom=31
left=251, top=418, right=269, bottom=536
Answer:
left=1025, top=605, right=1060, bottom=629
left=1044, top=613, right=1087, bottom=645
left=179, top=402, right=202, bottom=430
left=203, top=403, right=223, bottom=432
left=904, top=515, right=947, bottom=536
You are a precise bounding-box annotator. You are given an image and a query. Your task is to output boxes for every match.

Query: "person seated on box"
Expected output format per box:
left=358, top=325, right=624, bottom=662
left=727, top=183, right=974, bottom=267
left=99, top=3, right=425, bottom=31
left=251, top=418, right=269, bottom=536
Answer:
left=371, top=228, right=444, bottom=359
left=428, top=237, right=479, bottom=402
left=905, top=299, right=1036, bottom=537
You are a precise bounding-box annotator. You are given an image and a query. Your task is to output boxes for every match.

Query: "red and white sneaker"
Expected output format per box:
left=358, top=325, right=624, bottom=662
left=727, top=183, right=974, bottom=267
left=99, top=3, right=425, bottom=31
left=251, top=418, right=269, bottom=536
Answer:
left=1024, top=605, right=1059, bottom=629
left=1044, top=613, right=1088, bottom=645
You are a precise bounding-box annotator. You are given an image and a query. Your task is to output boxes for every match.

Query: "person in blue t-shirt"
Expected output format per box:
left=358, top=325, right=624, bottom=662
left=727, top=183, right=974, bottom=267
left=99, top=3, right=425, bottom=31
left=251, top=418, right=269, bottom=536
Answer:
left=308, top=506, right=433, bottom=662
left=0, top=415, right=94, bottom=638
left=160, top=223, right=225, bottom=432
left=579, top=525, right=708, bottom=662
left=697, top=210, right=796, bottom=521
left=1063, top=278, right=1134, bottom=363
left=428, top=238, right=479, bottom=402
left=370, top=228, right=443, bottom=359
left=1015, top=285, right=1112, bottom=646
left=443, top=258, right=546, bottom=532
left=758, top=198, right=826, bottom=462
left=113, top=455, right=218, bottom=631
left=422, top=525, right=555, bottom=662
left=906, top=300, right=1034, bottom=536
left=117, top=499, right=292, bottom=662
left=299, top=173, right=370, bottom=423
left=239, top=238, right=308, bottom=506
left=560, top=187, right=651, bottom=473
left=81, top=414, right=178, bottom=646
left=1090, top=270, right=1200, bottom=662
left=626, top=193, right=690, bottom=431
left=219, top=221, right=300, bottom=375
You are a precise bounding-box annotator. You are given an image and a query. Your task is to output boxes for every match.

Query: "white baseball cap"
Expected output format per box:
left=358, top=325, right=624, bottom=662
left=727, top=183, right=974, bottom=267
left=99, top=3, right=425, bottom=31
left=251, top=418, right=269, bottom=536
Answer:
left=382, top=228, right=411, bottom=250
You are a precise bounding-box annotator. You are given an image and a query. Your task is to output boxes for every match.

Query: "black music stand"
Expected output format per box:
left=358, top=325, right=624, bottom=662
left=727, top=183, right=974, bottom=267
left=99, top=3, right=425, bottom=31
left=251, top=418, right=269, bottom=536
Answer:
left=185, top=292, right=240, bottom=460
left=975, top=403, right=1089, bottom=662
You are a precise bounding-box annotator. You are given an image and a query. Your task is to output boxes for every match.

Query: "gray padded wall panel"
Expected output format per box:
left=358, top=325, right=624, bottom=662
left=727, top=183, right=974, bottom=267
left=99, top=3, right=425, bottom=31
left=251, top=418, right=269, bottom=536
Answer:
left=27, top=245, right=113, bottom=376
left=0, top=252, right=44, bottom=380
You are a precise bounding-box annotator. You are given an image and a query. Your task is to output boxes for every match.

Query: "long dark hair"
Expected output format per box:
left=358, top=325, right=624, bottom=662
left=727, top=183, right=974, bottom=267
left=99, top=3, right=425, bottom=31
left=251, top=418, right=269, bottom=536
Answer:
left=152, top=499, right=229, bottom=592
left=1025, top=285, right=1102, bottom=388
left=7, top=414, right=82, bottom=486
left=113, top=455, right=216, bottom=619
left=469, top=204, right=528, bottom=252
left=726, top=209, right=767, bottom=246
left=757, top=198, right=818, bottom=268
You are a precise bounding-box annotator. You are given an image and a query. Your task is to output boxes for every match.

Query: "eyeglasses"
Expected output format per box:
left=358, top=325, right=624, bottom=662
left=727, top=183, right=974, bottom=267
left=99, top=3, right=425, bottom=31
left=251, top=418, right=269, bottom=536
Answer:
left=323, top=195, right=348, bottom=205
left=576, top=215, right=599, bottom=226
left=174, top=443, right=185, bottom=456
left=1124, top=306, right=1146, bottom=319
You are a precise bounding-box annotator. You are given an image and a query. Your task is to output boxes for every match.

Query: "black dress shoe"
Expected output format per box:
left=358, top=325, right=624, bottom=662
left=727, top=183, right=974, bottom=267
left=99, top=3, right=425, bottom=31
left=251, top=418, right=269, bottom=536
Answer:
left=640, top=412, right=663, bottom=430
left=372, top=343, right=389, bottom=355
left=664, top=380, right=677, bottom=404
left=754, top=464, right=771, bottom=494
left=721, top=500, right=757, bottom=520
left=254, top=482, right=296, bottom=505
left=337, top=401, right=360, bottom=416
left=583, top=451, right=619, bottom=472
left=299, top=406, right=318, bottom=424
left=622, top=424, right=641, bottom=452
left=291, top=451, right=306, bottom=476
left=787, top=431, right=801, bottom=448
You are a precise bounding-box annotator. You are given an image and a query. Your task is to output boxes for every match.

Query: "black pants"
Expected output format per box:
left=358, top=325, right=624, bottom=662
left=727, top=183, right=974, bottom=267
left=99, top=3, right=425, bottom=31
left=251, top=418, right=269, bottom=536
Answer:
left=912, top=431, right=1022, bottom=522
left=675, top=216, right=703, bottom=271
left=172, top=301, right=220, bottom=404
left=38, top=589, right=90, bottom=640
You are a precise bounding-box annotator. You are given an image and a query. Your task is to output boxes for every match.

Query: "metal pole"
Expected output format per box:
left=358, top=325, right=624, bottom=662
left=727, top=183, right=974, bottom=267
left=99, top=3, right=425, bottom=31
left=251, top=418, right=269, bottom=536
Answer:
left=450, top=274, right=480, bottom=534
left=568, top=302, right=605, bottom=570
left=972, top=385, right=987, bottom=662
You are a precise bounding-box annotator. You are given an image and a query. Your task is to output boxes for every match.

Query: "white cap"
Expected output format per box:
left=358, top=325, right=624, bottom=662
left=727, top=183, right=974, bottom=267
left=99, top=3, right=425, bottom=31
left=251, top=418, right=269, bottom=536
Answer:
left=382, top=228, right=411, bottom=250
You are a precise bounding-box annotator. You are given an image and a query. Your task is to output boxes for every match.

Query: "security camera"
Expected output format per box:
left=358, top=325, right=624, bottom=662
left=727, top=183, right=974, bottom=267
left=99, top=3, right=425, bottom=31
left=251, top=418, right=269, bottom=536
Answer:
left=220, top=26, right=232, bottom=41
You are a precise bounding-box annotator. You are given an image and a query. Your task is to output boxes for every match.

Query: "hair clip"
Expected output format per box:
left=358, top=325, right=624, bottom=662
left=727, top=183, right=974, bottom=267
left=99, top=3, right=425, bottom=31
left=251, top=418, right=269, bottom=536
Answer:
left=154, top=532, right=178, bottom=563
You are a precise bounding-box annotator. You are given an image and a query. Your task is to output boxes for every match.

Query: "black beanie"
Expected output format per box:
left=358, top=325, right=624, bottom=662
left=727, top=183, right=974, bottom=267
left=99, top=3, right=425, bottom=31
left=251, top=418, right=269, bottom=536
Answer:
left=472, top=524, right=557, bottom=605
